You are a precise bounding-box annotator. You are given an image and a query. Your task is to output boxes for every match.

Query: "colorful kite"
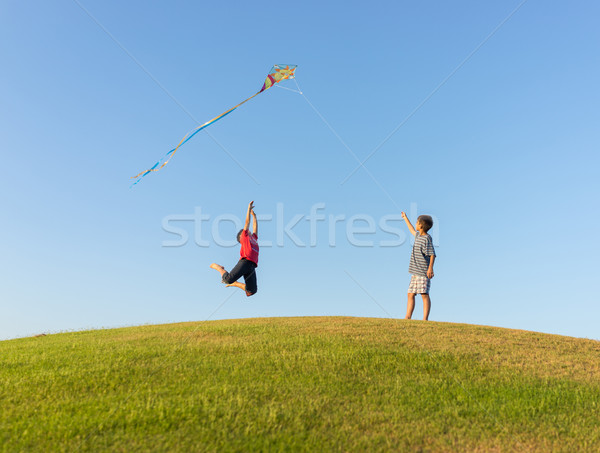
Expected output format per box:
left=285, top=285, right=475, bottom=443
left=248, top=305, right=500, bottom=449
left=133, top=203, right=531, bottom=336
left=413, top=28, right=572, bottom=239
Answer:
left=131, top=64, right=297, bottom=186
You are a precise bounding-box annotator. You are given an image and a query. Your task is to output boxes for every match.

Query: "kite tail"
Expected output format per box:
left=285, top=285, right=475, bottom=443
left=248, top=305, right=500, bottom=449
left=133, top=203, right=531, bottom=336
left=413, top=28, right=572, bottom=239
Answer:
left=130, top=92, right=264, bottom=187
left=130, top=64, right=297, bottom=187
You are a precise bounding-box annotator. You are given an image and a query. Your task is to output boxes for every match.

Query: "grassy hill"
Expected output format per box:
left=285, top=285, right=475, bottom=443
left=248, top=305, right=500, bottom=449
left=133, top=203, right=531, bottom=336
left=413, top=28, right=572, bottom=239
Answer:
left=1, top=317, right=599, bottom=452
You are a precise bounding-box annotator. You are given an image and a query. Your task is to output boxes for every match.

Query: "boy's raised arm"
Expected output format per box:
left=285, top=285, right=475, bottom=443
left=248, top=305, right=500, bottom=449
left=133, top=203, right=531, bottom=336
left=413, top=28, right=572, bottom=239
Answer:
left=244, top=201, right=254, bottom=231
left=401, top=211, right=417, bottom=236
left=251, top=210, right=258, bottom=236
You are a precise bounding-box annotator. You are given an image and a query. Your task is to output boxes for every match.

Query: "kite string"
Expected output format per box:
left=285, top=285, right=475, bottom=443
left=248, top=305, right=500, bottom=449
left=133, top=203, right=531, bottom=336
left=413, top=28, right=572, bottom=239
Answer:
left=275, top=84, right=302, bottom=94
left=290, top=78, right=357, bottom=161
left=276, top=78, right=351, bottom=150
left=292, top=77, right=303, bottom=94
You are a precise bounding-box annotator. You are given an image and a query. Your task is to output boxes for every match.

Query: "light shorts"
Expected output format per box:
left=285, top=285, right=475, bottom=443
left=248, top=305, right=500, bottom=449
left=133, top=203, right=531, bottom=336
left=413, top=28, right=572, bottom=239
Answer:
left=408, top=274, right=431, bottom=294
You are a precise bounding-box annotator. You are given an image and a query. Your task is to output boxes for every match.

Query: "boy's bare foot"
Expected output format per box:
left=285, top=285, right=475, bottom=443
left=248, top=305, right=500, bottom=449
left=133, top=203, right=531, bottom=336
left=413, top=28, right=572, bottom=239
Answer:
left=210, top=263, right=226, bottom=277
left=226, top=282, right=246, bottom=291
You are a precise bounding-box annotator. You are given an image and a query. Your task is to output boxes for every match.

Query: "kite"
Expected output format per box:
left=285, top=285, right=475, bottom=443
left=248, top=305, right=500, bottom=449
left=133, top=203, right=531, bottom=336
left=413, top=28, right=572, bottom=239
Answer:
left=131, top=64, right=298, bottom=186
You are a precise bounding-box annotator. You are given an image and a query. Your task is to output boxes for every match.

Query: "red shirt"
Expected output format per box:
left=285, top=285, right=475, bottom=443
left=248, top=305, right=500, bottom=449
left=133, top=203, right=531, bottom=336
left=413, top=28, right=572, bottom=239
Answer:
left=239, top=230, right=259, bottom=265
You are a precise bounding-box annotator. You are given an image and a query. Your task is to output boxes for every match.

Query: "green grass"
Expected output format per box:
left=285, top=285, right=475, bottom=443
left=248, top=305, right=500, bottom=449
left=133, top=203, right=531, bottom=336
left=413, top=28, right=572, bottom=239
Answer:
left=1, top=317, right=599, bottom=452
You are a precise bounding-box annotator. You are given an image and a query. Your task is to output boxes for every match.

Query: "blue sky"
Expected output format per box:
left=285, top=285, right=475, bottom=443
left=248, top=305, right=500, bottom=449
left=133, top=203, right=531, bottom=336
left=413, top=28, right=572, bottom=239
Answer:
left=1, top=1, right=599, bottom=341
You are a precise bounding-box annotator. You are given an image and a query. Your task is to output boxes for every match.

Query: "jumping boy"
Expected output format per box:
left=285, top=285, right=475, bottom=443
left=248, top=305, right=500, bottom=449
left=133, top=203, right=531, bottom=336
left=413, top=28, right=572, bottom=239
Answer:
left=210, top=201, right=259, bottom=297
left=401, top=212, right=436, bottom=320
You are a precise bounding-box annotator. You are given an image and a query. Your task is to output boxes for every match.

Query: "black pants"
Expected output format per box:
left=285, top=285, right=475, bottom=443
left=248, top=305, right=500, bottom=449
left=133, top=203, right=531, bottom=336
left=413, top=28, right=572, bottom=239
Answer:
left=222, top=258, right=257, bottom=296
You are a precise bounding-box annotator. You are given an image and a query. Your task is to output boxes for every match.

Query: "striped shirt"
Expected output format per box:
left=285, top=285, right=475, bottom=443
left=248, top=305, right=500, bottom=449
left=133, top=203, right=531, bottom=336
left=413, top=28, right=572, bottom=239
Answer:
left=408, top=232, right=436, bottom=277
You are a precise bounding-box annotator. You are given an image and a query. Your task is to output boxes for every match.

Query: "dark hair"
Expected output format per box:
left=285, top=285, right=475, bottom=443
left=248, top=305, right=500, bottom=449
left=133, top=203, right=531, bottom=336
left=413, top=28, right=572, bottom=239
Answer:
left=236, top=229, right=244, bottom=243
left=417, top=215, right=433, bottom=232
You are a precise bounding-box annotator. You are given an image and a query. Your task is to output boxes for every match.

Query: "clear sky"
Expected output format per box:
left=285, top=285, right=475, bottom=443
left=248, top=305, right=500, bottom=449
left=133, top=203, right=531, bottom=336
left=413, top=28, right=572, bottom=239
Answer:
left=1, top=1, right=599, bottom=341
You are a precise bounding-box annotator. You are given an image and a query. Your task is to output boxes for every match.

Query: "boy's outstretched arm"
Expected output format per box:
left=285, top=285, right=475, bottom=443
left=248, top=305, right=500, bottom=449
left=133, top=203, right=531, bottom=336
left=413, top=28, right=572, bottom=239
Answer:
left=244, top=201, right=254, bottom=231
left=401, top=211, right=417, bottom=236
left=251, top=210, right=258, bottom=236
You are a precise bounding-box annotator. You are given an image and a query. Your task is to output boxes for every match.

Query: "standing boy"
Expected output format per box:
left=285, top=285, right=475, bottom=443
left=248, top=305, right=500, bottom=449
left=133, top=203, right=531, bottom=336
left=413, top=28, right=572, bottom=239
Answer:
left=211, top=201, right=259, bottom=297
left=401, top=212, right=436, bottom=320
